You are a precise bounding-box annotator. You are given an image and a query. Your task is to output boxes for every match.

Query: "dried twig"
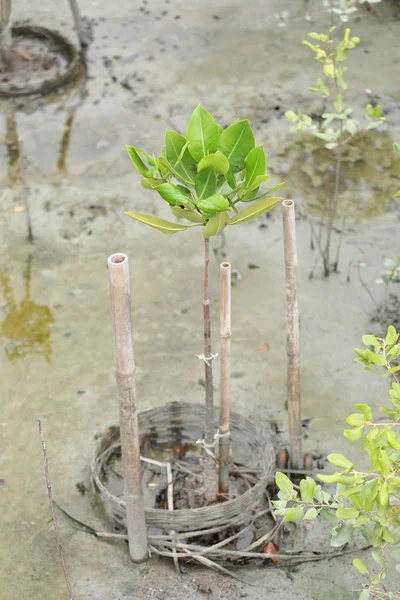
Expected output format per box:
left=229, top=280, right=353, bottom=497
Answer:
left=37, top=419, right=73, bottom=600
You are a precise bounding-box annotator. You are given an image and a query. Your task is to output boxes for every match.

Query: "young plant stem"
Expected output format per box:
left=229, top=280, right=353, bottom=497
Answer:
left=218, top=262, right=231, bottom=494
left=282, top=200, right=302, bottom=469
left=203, top=238, right=218, bottom=502
left=37, top=418, right=74, bottom=600
left=108, top=253, right=148, bottom=563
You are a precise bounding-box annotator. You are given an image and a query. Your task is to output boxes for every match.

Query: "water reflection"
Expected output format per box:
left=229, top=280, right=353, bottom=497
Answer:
left=0, top=255, right=54, bottom=362
left=270, top=131, right=400, bottom=219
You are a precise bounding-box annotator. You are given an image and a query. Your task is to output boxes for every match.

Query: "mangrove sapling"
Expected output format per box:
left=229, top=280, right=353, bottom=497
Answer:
left=274, top=326, right=400, bottom=600
left=286, top=27, right=385, bottom=277
left=125, top=105, right=284, bottom=503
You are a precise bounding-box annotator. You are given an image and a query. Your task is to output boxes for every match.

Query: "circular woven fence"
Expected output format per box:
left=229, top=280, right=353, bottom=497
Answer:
left=92, top=402, right=275, bottom=534
left=0, top=26, right=80, bottom=96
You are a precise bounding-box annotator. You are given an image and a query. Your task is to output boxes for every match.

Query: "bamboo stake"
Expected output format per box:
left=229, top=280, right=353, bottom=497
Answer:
left=218, top=262, right=231, bottom=494
left=108, top=253, right=148, bottom=563
left=282, top=200, right=302, bottom=469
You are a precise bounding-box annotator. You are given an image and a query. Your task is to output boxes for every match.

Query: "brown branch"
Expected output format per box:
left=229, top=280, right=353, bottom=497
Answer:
left=37, top=418, right=73, bottom=600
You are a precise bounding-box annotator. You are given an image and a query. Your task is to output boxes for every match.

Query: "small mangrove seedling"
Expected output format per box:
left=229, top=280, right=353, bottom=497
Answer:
left=274, top=326, right=400, bottom=600
left=286, top=27, right=385, bottom=277
left=125, top=104, right=284, bottom=503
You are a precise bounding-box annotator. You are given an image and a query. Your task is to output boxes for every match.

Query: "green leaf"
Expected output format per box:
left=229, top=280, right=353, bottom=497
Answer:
left=195, top=167, right=217, bottom=201
left=378, top=482, right=389, bottom=506
left=300, top=478, right=315, bottom=503
left=197, top=194, right=230, bottom=216
left=386, top=325, right=398, bottom=346
left=141, top=177, right=167, bottom=189
left=345, top=119, right=357, bottom=135
left=363, top=479, right=379, bottom=512
left=126, top=145, right=150, bottom=176
left=284, top=507, right=304, bottom=522
left=228, top=197, right=282, bottom=226
left=354, top=515, right=370, bottom=527
left=327, top=454, right=354, bottom=471
left=285, top=110, right=298, bottom=123
left=354, top=404, right=373, bottom=422
left=387, top=428, right=400, bottom=450
left=331, top=523, right=352, bottom=547
left=125, top=212, right=193, bottom=235
left=275, top=472, right=294, bottom=497
left=362, top=334, right=381, bottom=351
left=344, top=427, right=364, bottom=441
left=394, top=142, right=400, bottom=155
left=245, top=146, right=267, bottom=187
left=365, top=349, right=387, bottom=366
left=164, top=130, right=196, bottom=186
left=198, top=151, right=230, bottom=175
left=304, top=507, right=318, bottom=520
left=334, top=94, right=345, bottom=113
left=225, top=168, right=237, bottom=190
left=155, top=183, right=194, bottom=208
left=353, top=558, right=369, bottom=575
left=336, top=507, right=359, bottom=520
left=371, top=551, right=384, bottom=567
left=318, top=473, right=359, bottom=485
left=346, top=413, right=365, bottom=427
left=186, top=105, right=220, bottom=162
left=218, top=120, right=255, bottom=172
left=170, top=207, right=204, bottom=223
left=245, top=174, right=271, bottom=193
left=203, top=212, right=229, bottom=239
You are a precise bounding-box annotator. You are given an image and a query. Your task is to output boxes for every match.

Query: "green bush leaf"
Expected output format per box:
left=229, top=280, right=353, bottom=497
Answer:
left=284, top=507, right=304, bottom=522
left=318, top=473, right=359, bottom=485
left=245, top=146, right=267, bottom=187
left=331, top=523, right=352, bottom=547
left=228, top=197, right=282, bottom=226
left=203, top=212, right=229, bottom=239
left=363, top=479, right=379, bottom=512
left=346, top=413, right=365, bottom=427
left=334, top=94, right=345, bottom=113
left=155, top=183, right=194, bottom=208
left=336, top=507, right=359, bottom=519
left=371, top=551, right=384, bottom=567
left=218, top=120, right=255, bottom=172
left=378, top=482, right=389, bottom=506
left=353, top=558, right=369, bottom=574
left=344, top=426, right=364, bottom=441
left=387, top=428, right=400, bottom=450
left=386, top=325, right=398, bottom=346
left=170, top=207, right=204, bottom=223
left=304, top=507, right=318, bottom=520
left=198, top=151, right=230, bottom=175
left=225, top=168, right=237, bottom=190
left=365, top=349, right=387, bottom=366
left=275, top=472, right=294, bottom=497
left=195, top=166, right=217, bottom=201
left=126, top=145, right=150, bottom=176
left=354, top=404, right=373, bottom=422
left=245, top=174, right=271, bottom=193
left=197, top=194, right=230, bottom=216
left=300, top=478, right=315, bottom=503
left=141, top=177, right=167, bottom=189
left=164, top=130, right=196, bottom=186
left=362, top=334, right=380, bottom=351
left=327, top=454, right=354, bottom=471
left=125, top=212, right=194, bottom=235
left=186, top=105, right=220, bottom=162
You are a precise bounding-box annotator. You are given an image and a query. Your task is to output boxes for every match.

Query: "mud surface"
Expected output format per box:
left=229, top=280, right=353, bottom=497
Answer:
left=1, top=1, right=400, bottom=599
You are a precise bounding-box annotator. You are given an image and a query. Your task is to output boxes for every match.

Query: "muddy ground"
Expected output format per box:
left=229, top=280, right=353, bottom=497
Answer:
left=1, top=0, right=400, bottom=599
